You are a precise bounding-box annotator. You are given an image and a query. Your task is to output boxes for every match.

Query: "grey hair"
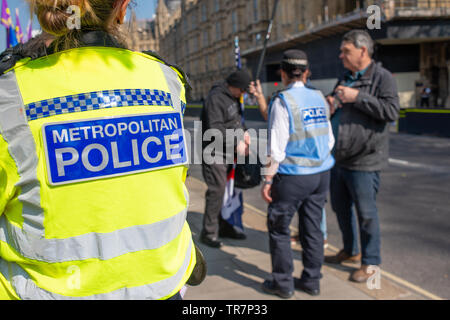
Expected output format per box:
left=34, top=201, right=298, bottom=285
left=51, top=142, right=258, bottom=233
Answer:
left=342, top=30, right=374, bottom=57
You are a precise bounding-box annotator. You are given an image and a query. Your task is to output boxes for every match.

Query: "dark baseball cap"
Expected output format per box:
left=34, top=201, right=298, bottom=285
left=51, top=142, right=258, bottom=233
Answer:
left=226, top=69, right=252, bottom=91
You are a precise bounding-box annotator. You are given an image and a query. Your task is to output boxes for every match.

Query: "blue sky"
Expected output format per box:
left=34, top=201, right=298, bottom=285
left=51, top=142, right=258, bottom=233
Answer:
left=1, top=0, right=157, bottom=52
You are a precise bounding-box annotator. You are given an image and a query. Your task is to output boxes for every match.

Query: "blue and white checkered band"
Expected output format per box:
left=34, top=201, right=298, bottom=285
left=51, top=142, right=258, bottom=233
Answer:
left=25, top=89, right=174, bottom=121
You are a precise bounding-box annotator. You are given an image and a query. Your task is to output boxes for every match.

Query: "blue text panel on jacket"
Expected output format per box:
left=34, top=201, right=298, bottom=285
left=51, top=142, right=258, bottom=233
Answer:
left=302, top=107, right=328, bottom=127
left=43, top=112, right=187, bottom=186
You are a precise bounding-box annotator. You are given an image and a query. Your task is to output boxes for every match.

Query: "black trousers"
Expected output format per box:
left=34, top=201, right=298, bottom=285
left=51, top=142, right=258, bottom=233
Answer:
left=201, top=162, right=231, bottom=239
left=268, top=171, right=330, bottom=292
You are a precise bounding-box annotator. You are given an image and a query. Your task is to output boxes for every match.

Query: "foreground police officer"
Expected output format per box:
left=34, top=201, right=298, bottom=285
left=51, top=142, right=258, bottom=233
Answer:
left=256, top=50, right=335, bottom=298
left=0, top=0, right=200, bottom=300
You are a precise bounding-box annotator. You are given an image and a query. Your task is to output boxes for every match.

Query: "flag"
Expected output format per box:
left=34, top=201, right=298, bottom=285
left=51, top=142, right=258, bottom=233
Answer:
left=26, top=19, right=32, bottom=42
left=234, top=36, right=242, bottom=70
left=1, top=0, right=12, bottom=28
left=1, top=0, right=14, bottom=48
left=220, top=36, right=246, bottom=235
left=221, top=167, right=245, bottom=234
left=8, top=23, right=17, bottom=47
left=15, top=8, right=23, bottom=43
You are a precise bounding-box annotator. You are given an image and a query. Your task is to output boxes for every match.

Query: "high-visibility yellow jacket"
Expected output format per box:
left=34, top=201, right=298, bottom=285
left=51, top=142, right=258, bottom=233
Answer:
left=0, top=45, right=195, bottom=300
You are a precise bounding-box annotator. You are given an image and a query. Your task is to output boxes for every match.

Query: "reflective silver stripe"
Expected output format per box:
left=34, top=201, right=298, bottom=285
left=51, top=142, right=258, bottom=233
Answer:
left=283, top=91, right=329, bottom=149
left=159, top=63, right=183, bottom=114
left=314, top=89, right=330, bottom=119
left=281, top=91, right=329, bottom=168
left=288, top=127, right=330, bottom=143
left=0, top=208, right=188, bottom=263
left=0, top=71, right=45, bottom=237
left=283, top=91, right=330, bottom=137
left=0, top=239, right=193, bottom=300
left=281, top=156, right=325, bottom=167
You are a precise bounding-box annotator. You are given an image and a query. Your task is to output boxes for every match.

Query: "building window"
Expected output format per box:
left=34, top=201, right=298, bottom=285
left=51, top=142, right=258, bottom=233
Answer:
left=215, top=22, right=221, bottom=41
left=214, top=0, right=220, bottom=12
left=253, top=0, right=258, bottom=22
left=201, top=3, right=207, bottom=22
left=218, top=52, right=223, bottom=69
left=191, top=10, right=197, bottom=30
left=203, top=30, right=209, bottom=48
left=232, top=11, right=238, bottom=34
left=193, top=35, right=199, bottom=53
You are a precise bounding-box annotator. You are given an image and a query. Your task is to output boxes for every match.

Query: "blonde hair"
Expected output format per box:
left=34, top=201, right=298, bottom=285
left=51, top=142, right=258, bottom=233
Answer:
left=27, top=0, right=128, bottom=51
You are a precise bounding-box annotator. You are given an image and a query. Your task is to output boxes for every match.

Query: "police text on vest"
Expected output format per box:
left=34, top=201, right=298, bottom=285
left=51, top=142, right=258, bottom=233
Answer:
left=42, top=112, right=187, bottom=185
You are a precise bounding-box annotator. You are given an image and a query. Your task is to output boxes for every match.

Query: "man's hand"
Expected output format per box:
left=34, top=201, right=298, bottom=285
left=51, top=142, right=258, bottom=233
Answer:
left=244, top=131, right=251, bottom=146
left=335, top=85, right=360, bottom=104
left=326, top=95, right=339, bottom=115
left=237, top=140, right=249, bottom=156
left=249, top=80, right=268, bottom=121
left=237, top=131, right=251, bottom=156
left=261, top=183, right=273, bottom=204
left=249, top=80, right=264, bottom=100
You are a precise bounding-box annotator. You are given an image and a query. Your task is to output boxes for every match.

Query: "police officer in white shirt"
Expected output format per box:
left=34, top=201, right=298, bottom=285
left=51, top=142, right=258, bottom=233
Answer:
left=251, top=50, right=335, bottom=299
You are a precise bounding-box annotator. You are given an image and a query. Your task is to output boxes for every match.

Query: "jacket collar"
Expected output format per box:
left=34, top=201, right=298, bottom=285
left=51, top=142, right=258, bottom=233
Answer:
left=78, top=31, right=125, bottom=49
left=47, top=30, right=125, bottom=54
left=341, top=61, right=378, bottom=87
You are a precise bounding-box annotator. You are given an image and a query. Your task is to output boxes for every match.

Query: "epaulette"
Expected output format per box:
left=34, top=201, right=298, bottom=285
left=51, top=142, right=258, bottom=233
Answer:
left=0, top=46, right=23, bottom=76
left=0, top=40, right=50, bottom=76
left=142, top=50, right=191, bottom=91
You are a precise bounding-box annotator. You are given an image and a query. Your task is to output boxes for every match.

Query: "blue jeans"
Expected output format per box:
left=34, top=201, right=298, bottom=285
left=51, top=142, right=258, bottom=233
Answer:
left=330, top=165, right=381, bottom=266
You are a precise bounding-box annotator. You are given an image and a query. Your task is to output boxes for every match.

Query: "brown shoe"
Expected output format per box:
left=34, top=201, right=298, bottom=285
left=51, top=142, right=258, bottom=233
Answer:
left=350, top=265, right=379, bottom=283
left=324, top=249, right=361, bottom=264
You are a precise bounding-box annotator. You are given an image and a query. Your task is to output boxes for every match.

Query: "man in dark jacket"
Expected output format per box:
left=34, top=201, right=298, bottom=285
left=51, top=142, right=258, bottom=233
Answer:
left=325, top=30, right=400, bottom=283
left=200, top=70, right=251, bottom=248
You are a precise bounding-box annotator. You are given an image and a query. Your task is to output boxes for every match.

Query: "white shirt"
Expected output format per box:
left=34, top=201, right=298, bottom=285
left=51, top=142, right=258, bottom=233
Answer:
left=268, top=81, right=335, bottom=163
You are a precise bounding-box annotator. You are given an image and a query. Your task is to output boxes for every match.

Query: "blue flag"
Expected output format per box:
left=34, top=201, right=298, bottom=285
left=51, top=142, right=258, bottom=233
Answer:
left=8, top=23, right=17, bottom=47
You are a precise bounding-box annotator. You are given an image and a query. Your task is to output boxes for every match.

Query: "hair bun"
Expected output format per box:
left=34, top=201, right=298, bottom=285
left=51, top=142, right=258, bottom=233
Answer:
left=29, top=0, right=84, bottom=36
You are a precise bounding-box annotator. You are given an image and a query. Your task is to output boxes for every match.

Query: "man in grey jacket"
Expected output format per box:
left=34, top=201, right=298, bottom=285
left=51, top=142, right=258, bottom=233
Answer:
left=325, top=30, right=400, bottom=283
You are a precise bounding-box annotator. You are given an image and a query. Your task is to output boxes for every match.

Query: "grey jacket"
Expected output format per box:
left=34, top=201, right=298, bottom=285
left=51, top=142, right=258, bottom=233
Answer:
left=333, top=61, right=400, bottom=171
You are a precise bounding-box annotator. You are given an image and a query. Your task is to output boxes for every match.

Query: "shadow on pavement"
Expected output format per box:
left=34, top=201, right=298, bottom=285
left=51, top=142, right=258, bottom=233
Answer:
left=186, top=210, right=307, bottom=299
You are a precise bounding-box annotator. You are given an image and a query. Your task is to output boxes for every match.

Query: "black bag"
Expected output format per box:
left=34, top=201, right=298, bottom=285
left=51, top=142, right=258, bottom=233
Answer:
left=234, top=156, right=262, bottom=189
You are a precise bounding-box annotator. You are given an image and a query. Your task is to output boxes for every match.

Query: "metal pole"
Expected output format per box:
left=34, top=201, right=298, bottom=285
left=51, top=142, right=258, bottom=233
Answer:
left=255, top=0, right=280, bottom=81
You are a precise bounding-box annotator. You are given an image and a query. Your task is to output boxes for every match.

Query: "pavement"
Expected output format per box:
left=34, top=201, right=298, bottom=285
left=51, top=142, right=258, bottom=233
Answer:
left=183, top=176, right=430, bottom=301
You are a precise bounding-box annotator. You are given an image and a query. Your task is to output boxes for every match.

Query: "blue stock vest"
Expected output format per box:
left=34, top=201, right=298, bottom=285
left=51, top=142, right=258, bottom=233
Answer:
left=269, top=85, right=335, bottom=176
